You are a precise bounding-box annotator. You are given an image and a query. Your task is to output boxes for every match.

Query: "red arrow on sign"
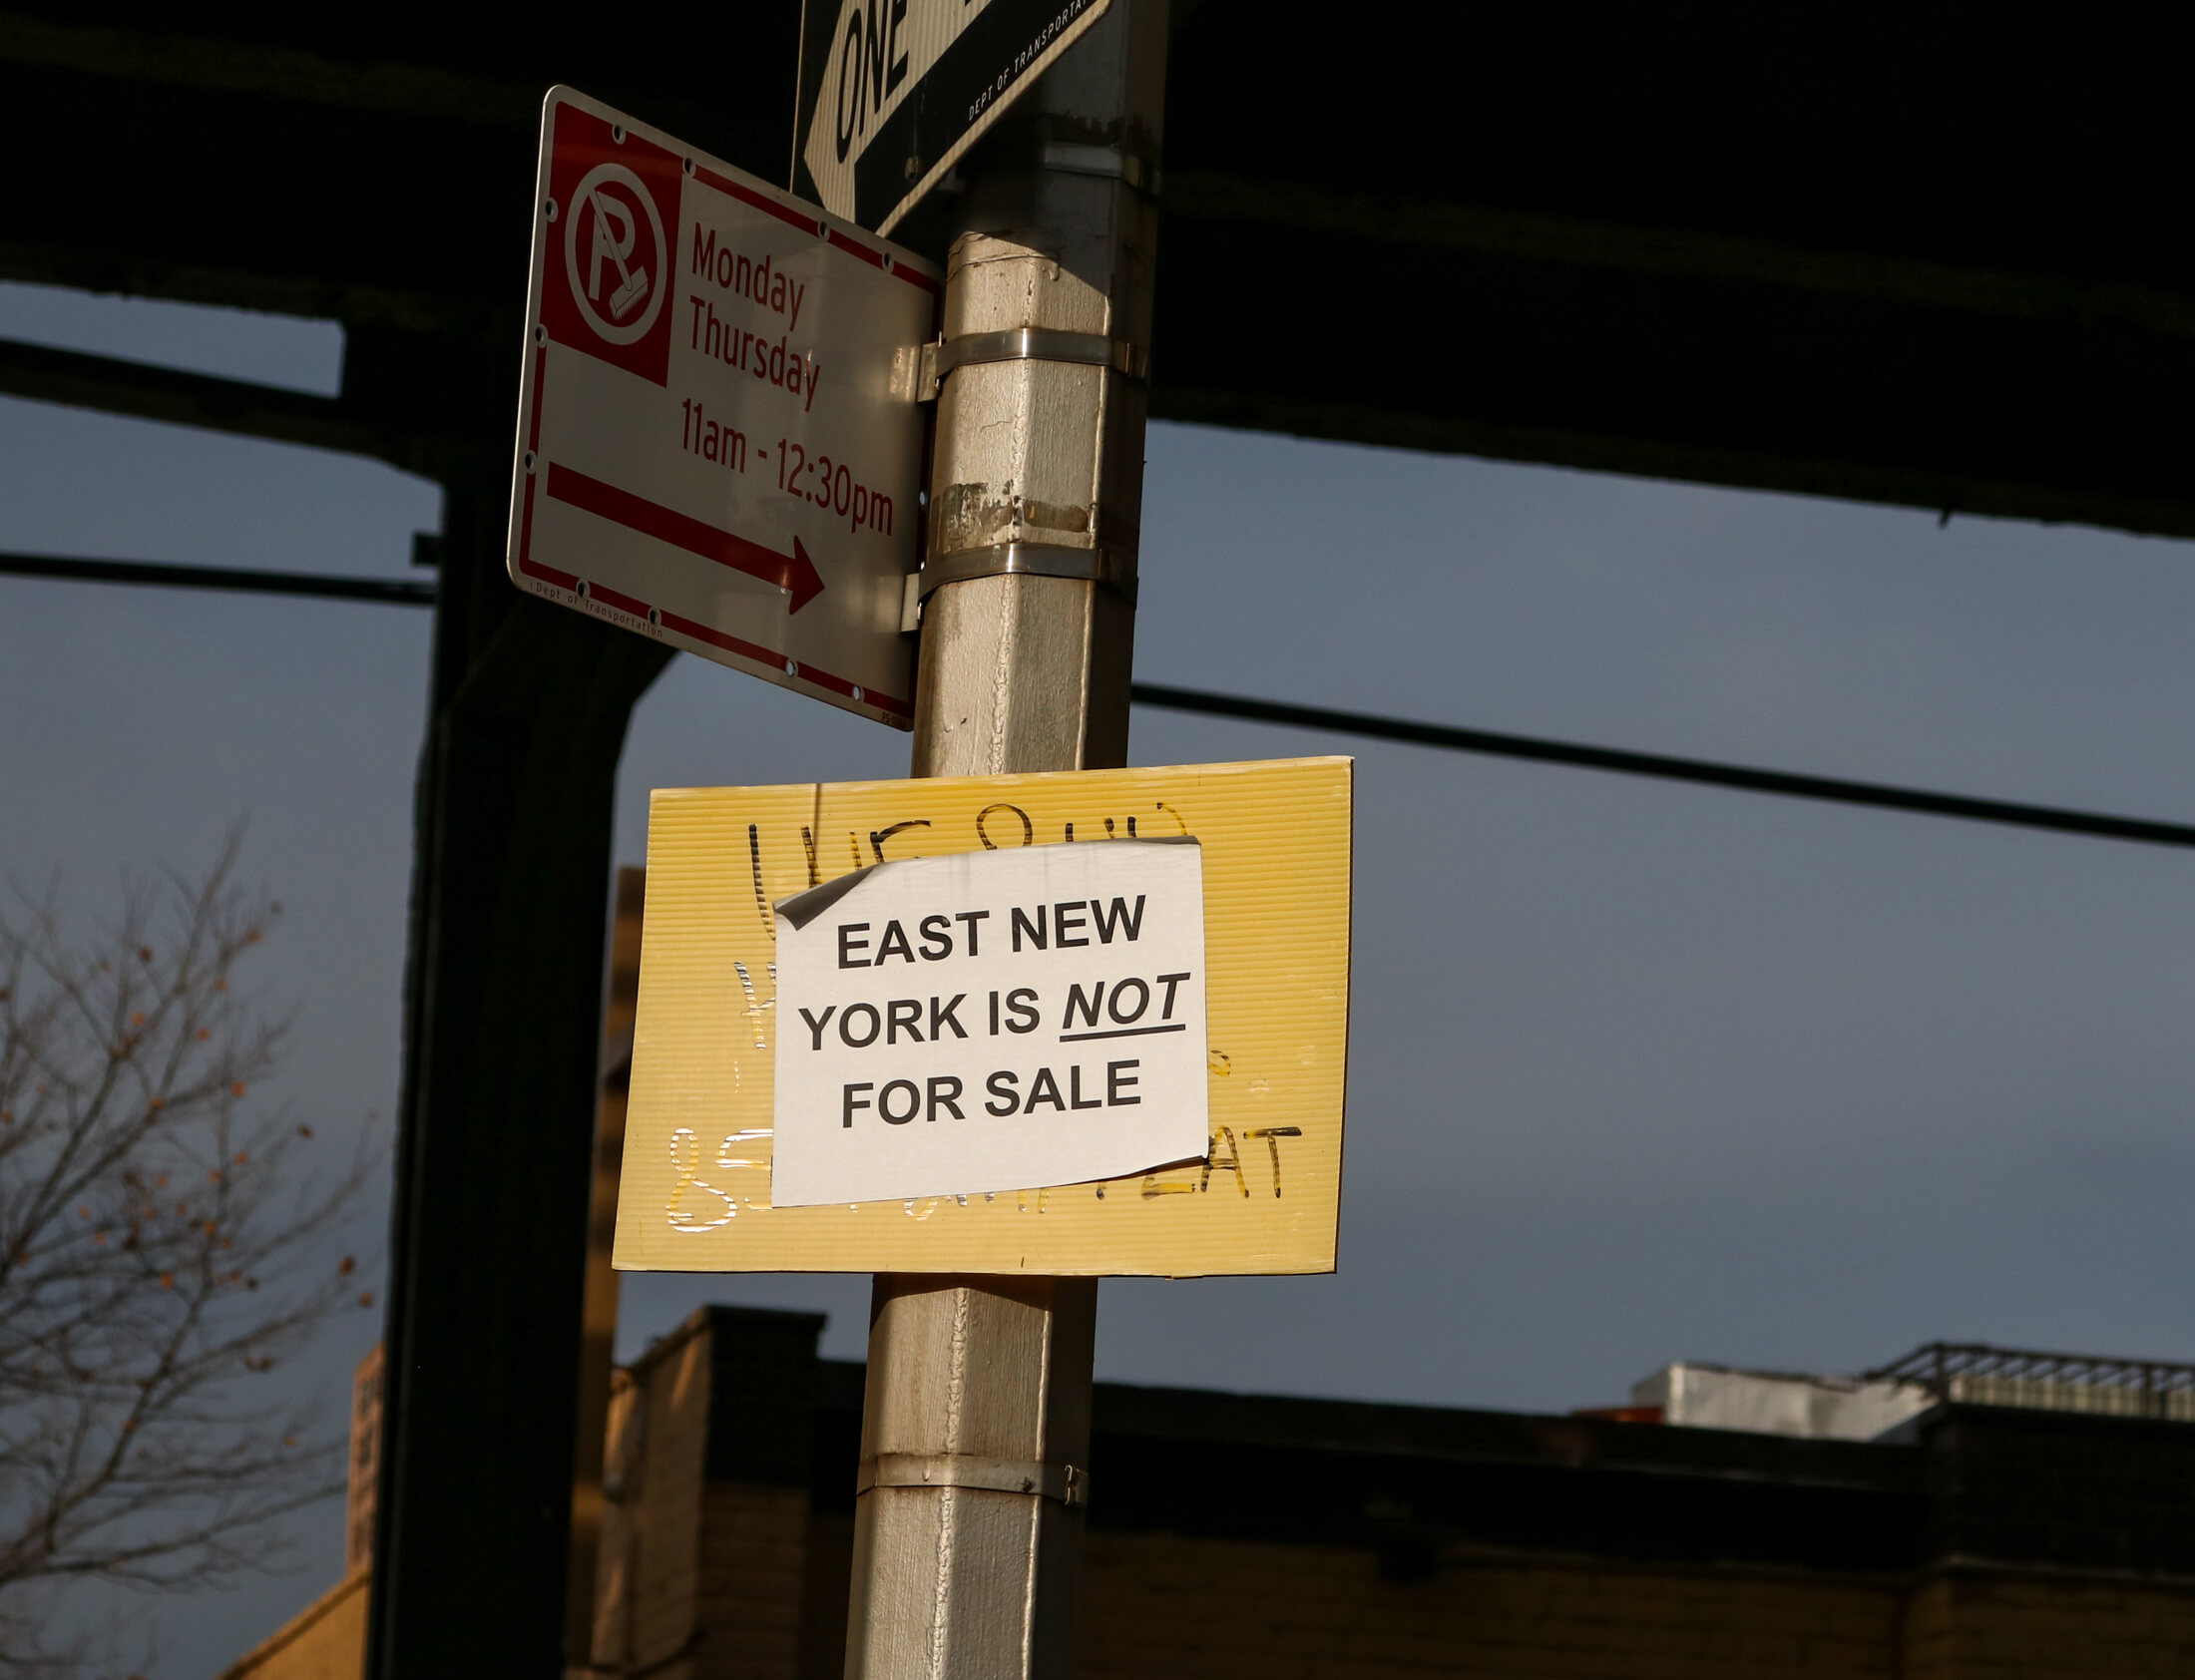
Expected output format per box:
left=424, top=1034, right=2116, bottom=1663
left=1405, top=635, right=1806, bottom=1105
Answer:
left=545, top=462, right=825, bottom=612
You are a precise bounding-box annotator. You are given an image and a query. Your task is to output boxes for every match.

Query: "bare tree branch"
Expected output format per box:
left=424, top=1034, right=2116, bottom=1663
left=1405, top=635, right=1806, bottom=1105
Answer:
left=0, top=839, right=379, bottom=1674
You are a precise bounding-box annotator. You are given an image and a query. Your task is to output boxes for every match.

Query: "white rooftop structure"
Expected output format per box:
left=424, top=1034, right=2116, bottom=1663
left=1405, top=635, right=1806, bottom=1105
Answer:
left=1631, top=1363, right=1933, bottom=1442
left=1630, top=1342, right=2195, bottom=1441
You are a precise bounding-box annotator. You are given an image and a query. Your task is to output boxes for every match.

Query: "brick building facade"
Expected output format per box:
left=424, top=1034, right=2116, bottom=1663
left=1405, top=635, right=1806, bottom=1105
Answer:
left=224, top=1305, right=2195, bottom=1679
left=580, top=1307, right=2195, bottom=1680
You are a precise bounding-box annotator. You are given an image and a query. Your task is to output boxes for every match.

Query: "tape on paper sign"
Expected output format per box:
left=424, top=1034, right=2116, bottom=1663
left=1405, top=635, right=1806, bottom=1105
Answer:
left=771, top=841, right=1208, bottom=1206
left=615, top=756, right=1352, bottom=1277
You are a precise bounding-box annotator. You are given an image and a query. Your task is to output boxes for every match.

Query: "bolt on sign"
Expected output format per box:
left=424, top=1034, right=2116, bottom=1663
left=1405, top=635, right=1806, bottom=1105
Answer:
left=507, top=88, right=941, bottom=727
left=795, top=0, right=1113, bottom=234
left=617, top=757, right=1352, bottom=1276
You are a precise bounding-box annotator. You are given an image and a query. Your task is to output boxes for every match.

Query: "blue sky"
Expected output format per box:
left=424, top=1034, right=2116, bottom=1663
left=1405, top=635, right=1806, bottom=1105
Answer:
left=6, top=278, right=2195, bottom=1674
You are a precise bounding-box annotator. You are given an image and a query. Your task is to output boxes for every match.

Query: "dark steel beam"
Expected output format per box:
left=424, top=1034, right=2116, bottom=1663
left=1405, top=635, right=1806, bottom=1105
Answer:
left=0, top=336, right=498, bottom=479
left=5, top=5, right=2194, bottom=537
left=367, top=479, right=669, bottom=1676
left=1145, top=4, right=2195, bottom=537
left=0, top=337, right=382, bottom=451
left=1147, top=213, right=2195, bottom=539
left=354, top=28, right=795, bottom=1671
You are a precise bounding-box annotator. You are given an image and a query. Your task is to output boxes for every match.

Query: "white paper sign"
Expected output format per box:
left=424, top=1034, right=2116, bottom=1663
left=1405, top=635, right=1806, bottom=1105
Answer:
left=770, top=840, right=1208, bottom=1206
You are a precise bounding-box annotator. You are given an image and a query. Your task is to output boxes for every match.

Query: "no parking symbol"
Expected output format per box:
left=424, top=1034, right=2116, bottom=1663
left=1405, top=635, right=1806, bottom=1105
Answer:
left=563, top=163, right=666, bottom=346
left=537, top=105, right=682, bottom=385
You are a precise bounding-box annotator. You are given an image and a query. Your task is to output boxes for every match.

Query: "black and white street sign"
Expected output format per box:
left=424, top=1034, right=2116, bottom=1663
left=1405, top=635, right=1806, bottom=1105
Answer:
left=769, top=838, right=1207, bottom=1206
left=794, top=0, right=1111, bottom=233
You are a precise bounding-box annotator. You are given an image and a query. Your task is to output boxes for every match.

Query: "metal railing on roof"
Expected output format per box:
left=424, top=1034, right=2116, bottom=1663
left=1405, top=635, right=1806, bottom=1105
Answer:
left=1866, top=1341, right=2195, bottom=1422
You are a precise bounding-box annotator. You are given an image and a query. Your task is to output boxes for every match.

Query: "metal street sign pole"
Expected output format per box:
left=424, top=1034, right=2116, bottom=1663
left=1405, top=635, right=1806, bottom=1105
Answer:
left=844, top=2, right=1167, bottom=1673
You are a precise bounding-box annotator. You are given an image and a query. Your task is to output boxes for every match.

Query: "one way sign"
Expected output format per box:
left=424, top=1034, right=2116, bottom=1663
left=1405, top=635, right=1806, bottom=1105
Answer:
left=795, top=0, right=1111, bottom=233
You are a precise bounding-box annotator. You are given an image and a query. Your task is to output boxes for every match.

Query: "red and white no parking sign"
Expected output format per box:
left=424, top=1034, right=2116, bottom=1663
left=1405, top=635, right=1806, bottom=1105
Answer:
left=509, top=88, right=940, bottom=726
left=564, top=164, right=667, bottom=342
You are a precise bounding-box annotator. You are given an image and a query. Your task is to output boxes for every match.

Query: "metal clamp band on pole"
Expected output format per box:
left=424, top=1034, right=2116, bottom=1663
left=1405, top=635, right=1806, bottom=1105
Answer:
left=915, top=543, right=1137, bottom=604
left=1040, top=140, right=1161, bottom=195
left=918, top=328, right=1148, bottom=400
left=858, top=1453, right=1087, bottom=1507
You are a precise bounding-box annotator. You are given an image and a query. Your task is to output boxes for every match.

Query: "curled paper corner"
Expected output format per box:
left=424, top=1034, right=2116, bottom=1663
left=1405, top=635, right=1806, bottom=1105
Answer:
left=775, top=865, right=875, bottom=931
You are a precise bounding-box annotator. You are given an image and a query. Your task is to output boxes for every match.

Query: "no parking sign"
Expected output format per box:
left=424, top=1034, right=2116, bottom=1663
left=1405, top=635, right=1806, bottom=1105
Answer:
left=508, top=88, right=941, bottom=726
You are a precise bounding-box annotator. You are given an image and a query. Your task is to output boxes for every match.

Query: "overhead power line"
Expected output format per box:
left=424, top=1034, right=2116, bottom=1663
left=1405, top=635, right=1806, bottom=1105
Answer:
left=0, top=552, right=434, bottom=606
left=1129, top=682, right=2195, bottom=851
left=8, top=550, right=2192, bottom=853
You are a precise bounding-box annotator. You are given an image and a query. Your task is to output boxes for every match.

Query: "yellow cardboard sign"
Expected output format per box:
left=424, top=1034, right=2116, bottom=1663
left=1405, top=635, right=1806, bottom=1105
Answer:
left=616, top=757, right=1352, bottom=1276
